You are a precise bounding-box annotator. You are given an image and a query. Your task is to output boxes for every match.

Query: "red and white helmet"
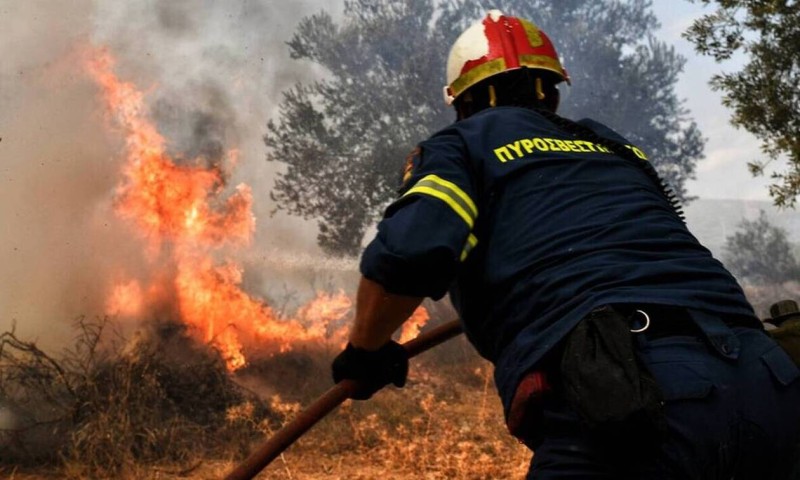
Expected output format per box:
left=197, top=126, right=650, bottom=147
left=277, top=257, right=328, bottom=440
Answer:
left=444, top=10, right=570, bottom=105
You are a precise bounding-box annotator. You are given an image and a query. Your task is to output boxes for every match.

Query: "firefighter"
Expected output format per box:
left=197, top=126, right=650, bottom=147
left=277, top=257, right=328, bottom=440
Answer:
left=332, top=10, right=800, bottom=478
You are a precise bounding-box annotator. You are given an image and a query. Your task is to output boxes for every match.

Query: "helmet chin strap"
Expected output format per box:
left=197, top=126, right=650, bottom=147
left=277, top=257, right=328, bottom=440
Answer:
left=535, top=78, right=546, bottom=101
left=454, top=70, right=561, bottom=119
left=486, top=77, right=544, bottom=109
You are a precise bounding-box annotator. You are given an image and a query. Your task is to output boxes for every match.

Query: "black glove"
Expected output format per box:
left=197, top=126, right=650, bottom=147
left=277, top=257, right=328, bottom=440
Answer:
left=331, top=341, right=409, bottom=400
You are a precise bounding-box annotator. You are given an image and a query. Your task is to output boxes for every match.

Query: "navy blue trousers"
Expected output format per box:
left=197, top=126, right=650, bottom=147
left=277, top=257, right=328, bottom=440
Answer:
left=527, top=327, right=800, bottom=479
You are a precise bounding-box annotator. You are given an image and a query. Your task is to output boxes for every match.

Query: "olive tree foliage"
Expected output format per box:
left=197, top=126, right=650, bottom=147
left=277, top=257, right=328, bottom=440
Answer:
left=265, top=0, right=704, bottom=256
left=684, top=1, right=800, bottom=207
left=723, top=210, right=800, bottom=285
left=264, top=0, right=457, bottom=255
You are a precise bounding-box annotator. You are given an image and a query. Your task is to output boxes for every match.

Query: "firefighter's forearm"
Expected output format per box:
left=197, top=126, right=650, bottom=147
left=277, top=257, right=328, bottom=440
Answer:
left=349, top=276, right=424, bottom=350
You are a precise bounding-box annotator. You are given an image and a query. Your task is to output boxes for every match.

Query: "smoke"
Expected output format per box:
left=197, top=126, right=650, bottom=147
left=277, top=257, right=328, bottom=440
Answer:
left=0, top=0, right=354, bottom=346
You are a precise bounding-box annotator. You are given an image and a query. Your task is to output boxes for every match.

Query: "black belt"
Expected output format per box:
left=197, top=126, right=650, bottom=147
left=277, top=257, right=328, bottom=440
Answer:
left=616, top=304, right=759, bottom=341
left=630, top=305, right=700, bottom=340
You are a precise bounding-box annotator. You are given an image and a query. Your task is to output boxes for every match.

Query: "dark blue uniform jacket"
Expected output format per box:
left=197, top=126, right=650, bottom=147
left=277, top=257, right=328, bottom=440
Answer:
left=360, top=106, right=755, bottom=416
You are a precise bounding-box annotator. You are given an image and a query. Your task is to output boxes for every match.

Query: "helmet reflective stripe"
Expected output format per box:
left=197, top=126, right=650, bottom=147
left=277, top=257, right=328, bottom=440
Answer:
left=444, top=10, right=570, bottom=105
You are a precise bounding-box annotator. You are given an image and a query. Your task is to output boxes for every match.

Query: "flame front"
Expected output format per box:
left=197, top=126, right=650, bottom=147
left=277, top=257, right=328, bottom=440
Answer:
left=88, top=48, right=428, bottom=369
left=106, top=280, right=143, bottom=317
left=86, top=51, right=253, bottom=251
left=399, top=307, right=430, bottom=344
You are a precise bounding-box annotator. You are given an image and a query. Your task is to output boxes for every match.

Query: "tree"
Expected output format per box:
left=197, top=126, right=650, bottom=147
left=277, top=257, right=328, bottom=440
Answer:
left=683, top=0, right=800, bottom=207
left=265, top=0, right=704, bottom=255
left=723, top=210, right=800, bottom=285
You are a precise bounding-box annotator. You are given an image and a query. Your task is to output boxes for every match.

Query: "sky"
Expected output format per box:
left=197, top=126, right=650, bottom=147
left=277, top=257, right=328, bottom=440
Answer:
left=651, top=1, right=775, bottom=201
left=0, top=0, right=794, bottom=342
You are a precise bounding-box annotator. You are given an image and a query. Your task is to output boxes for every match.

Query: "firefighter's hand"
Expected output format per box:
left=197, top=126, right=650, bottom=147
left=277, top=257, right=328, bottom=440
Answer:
left=331, top=341, right=409, bottom=400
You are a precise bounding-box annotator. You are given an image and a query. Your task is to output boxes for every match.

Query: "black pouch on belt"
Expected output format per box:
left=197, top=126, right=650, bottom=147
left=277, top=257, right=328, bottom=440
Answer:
left=560, top=306, right=667, bottom=441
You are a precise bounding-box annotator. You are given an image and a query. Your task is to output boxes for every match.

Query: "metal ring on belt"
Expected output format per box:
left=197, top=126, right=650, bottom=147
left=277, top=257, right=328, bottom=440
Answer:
left=629, top=309, right=651, bottom=333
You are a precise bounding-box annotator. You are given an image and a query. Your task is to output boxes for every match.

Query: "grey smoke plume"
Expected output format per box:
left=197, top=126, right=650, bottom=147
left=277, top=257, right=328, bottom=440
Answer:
left=0, top=0, right=354, bottom=345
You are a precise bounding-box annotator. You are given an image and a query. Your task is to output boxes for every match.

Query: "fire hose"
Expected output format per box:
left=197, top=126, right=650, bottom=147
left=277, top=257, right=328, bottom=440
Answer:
left=224, top=319, right=464, bottom=480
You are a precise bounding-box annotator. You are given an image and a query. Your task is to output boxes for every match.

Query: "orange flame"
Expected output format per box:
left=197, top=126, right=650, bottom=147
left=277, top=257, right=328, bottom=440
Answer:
left=398, top=307, right=430, bottom=344
left=106, top=280, right=143, bottom=317
left=89, top=47, right=428, bottom=369
left=86, top=51, right=253, bottom=251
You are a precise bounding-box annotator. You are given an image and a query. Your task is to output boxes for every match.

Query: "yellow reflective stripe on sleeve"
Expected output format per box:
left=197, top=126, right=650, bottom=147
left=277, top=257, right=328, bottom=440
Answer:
left=405, top=185, right=475, bottom=227
left=460, top=234, right=478, bottom=262
left=403, top=174, right=478, bottom=228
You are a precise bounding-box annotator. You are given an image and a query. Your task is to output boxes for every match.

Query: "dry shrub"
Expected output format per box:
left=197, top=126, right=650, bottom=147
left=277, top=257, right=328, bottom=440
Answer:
left=0, top=317, right=272, bottom=477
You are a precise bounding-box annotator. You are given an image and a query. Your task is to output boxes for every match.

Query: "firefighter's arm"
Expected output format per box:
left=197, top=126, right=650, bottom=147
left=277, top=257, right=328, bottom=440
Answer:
left=331, top=276, right=422, bottom=400
left=332, top=134, right=474, bottom=399
left=349, top=276, right=423, bottom=350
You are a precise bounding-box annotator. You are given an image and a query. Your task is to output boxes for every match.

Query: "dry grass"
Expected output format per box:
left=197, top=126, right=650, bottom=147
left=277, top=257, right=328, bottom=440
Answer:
left=0, top=316, right=531, bottom=479
left=247, top=348, right=531, bottom=480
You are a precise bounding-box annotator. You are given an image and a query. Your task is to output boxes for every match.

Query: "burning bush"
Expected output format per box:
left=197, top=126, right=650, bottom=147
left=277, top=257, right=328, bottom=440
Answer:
left=0, top=316, right=273, bottom=476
